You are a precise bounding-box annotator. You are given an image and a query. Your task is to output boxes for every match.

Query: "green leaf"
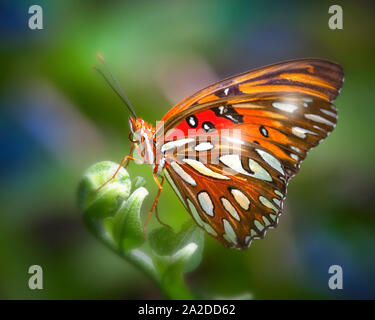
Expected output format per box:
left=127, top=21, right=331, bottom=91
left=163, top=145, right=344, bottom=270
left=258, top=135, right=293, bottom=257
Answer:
left=149, top=219, right=204, bottom=273
left=78, top=161, right=131, bottom=219
left=110, top=187, right=148, bottom=252
left=151, top=242, right=198, bottom=300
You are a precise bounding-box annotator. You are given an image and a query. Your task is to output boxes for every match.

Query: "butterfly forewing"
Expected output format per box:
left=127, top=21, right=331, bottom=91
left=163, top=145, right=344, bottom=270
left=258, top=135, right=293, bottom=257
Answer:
left=224, top=94, right=338, bottom=178
left=158, top=58, right=343, bottom=129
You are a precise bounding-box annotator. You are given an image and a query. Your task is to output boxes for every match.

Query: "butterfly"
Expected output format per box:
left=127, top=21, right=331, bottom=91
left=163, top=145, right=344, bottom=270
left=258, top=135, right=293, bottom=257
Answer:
left=96, top=57, right=344, bottom=249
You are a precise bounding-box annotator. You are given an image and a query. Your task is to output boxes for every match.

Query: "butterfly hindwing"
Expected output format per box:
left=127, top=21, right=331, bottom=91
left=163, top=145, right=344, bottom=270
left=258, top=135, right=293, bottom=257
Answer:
left=162, top=136, right=287, bottom=248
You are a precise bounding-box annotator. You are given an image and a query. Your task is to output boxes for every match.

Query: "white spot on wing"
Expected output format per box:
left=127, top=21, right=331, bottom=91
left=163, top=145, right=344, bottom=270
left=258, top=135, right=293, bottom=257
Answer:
left=320, top=109, right=337, bottom=118
left=304, top=114, right=335, bottom=126
left=187, top=198, right=217, bottom=236
left=161, top=138, right=194, bottom=153
left=170, top=161, right=197, bottom=186
left=164, top=169, right=186, bottom=206
left=231, top=189, right=250, bottom=210
left=187, top=199, right=203, bottom=227
left=219, top=154, right=248, bottom=176
left=203, top=223, right=217, bottom=236
left=290, top=146, right=301, bottom=153
left=245, top=236, right=252, bottom=247
left=220, top=154, right=273, bottom=182
left=273, top=198, right=281, bottom=207
left=313, top=125, right=325, bottom=132
left=198, top=192, right=214, bottom=217
left=290, top=153, right=299, bottom=161
left=194, top=142, right=214, bottom=152
left=187, top=116, right=197, bottom=127
left=259, top=196, right=278, bottom=213
left=262, top=216, right=271, bottom=227
left=260, top=126, right=268, bottom=136
left=292, top=127, right=317, bottom=139
left=222, top=219, right=238, bottom=245
left=250, top=229, right=257, bottom=237
left=183, top=158, right=230, bottom=180
left=249, top=159, right=272, bottom=182
left=255, top=149, right=284, bottom=175
left=221, top=198, right=240, bottom=221
left=269, top=213, right=277, bottom=222
left=254, top=220, right=264, bottom=232
left=272, top=102, right=299, bottom=113
left=274, top=189, right=283, bottom=198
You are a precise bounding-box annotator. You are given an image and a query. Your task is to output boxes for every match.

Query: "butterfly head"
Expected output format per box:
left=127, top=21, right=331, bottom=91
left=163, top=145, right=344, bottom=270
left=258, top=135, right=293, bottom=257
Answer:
left=128, top=116, right=156, bottom=164
left=129, top=117, right=155, bottom=140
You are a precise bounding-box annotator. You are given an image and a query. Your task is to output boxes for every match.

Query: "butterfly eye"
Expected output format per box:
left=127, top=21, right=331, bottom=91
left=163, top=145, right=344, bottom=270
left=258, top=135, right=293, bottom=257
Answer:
left=202, top=121, right=216, bottom=132
left=128, top=132, right=137, bottom=143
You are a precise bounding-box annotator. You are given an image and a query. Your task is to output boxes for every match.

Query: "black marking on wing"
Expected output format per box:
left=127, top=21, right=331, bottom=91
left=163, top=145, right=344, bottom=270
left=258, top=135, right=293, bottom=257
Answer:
left=211, top=105, right=244, bottom=124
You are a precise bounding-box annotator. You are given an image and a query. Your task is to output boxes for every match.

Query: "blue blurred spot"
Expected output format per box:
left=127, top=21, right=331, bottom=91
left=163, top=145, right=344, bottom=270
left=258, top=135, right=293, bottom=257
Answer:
left=299, top=229, right=375, bottom=299
left=0, top=103, right=49, bottom=179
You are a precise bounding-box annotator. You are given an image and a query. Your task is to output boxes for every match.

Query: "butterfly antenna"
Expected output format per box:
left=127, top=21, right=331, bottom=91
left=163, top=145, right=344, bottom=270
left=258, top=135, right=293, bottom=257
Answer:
left=92, top=54, right=137, bottom=118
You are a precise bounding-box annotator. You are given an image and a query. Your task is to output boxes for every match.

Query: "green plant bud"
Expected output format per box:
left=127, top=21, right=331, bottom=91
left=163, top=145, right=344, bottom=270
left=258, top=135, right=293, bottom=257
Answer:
left=78, top=161, right=132, bottom=219
left=78, top=161, right=147, bottom=251
left=109, top=186, right=148, bottom=251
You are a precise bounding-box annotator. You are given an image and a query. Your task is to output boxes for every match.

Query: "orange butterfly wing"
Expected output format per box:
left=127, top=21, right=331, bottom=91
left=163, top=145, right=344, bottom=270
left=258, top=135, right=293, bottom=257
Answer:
left=159, top=58, right=343, bottom=126
left=156, top=58, right=344, bottom=249
left=162, top=136, right=287, bottom=248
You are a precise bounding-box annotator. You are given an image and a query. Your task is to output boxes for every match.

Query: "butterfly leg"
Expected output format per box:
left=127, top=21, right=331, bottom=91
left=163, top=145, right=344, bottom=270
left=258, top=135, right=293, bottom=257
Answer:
left=153, top=174, right=172, bottom=229
left=96, top=143, right=135, bottom=192
left=143, top=173, right=170, bottom=233
left=123, top=142, right=135, bottom=169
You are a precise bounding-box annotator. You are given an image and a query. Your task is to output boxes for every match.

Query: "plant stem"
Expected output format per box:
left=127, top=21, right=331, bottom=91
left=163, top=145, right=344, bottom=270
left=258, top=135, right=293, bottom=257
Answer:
left=86, top=219, right=196, bottom=299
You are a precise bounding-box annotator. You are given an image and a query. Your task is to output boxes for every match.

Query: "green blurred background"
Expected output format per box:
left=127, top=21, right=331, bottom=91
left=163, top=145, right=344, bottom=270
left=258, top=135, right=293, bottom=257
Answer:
left=1, top=0, right=374, bottom=299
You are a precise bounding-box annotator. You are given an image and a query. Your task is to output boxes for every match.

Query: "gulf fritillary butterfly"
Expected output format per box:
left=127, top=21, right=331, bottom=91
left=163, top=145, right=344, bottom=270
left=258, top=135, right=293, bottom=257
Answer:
left=95, top=57, right=344, bottom=249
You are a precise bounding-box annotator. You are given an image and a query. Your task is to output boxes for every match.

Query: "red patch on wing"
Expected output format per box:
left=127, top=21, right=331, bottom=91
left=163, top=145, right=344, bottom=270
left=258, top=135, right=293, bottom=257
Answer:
left=165, top=108, right=239, bottom=140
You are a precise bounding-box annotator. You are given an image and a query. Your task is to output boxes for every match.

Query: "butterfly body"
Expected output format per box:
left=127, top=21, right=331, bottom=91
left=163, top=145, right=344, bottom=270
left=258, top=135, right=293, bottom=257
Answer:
left=127, top=58, right=344, bottom=249
left=129, top=117, right=156, bottom=166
